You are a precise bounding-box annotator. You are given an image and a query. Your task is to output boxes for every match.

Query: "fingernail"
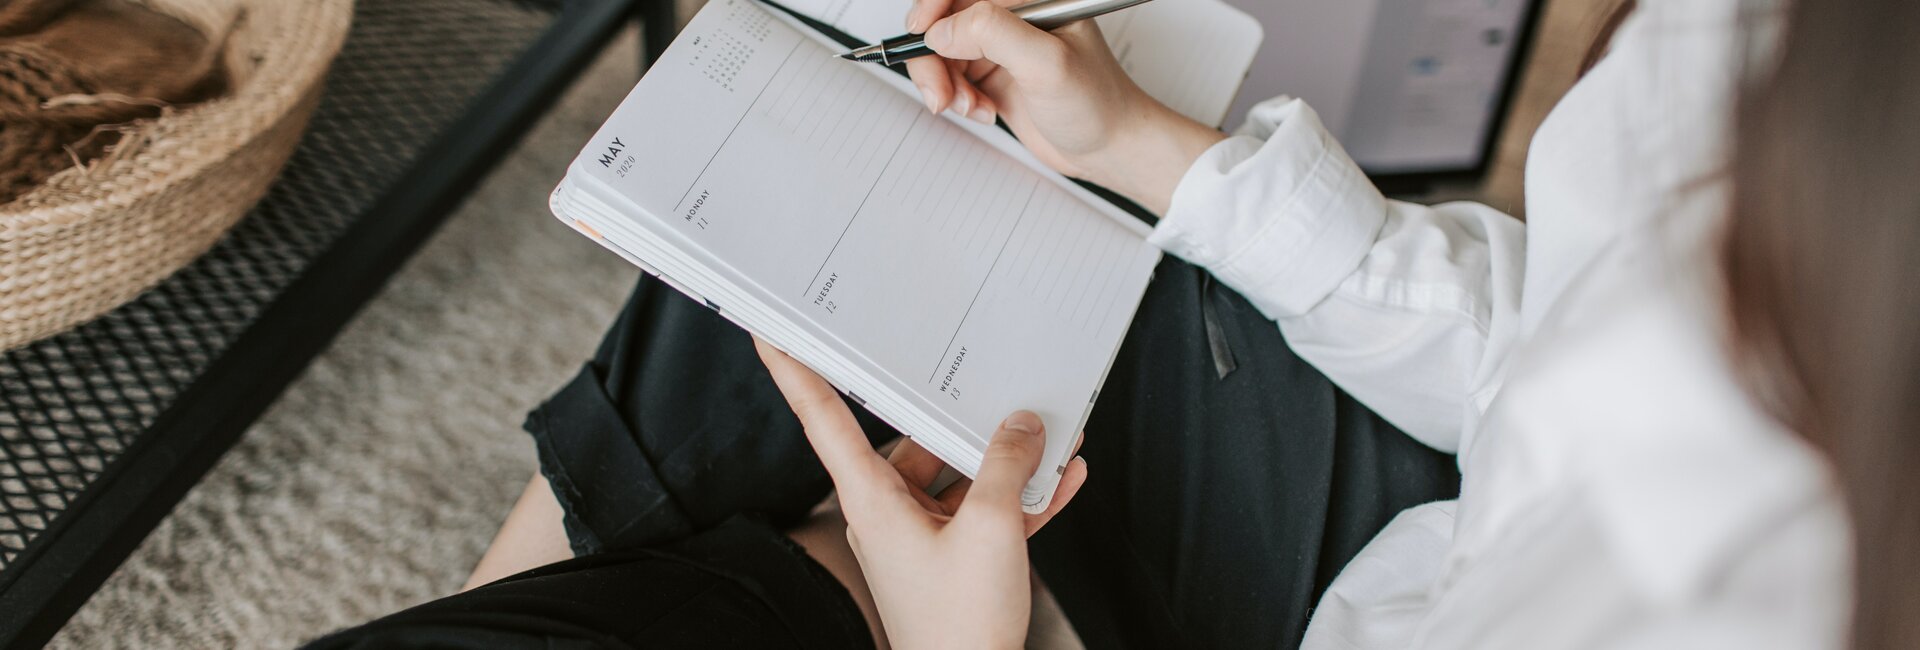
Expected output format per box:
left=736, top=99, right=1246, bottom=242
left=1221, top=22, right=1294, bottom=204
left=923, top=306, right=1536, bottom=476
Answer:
left=905, top=6, right=926, bottom=33
left=926, top=18, right=953, bottom=50
left=967, top=105, right=995, bottom=125
left=952, top=87, right=972, bottom=117
left=1002, top=411, right=1041, bottom=435
left=917, top=83, right=939, bottom=113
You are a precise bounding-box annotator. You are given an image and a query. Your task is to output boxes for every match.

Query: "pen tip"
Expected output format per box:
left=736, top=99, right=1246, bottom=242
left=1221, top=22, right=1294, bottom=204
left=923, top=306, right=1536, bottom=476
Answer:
left=836, top=52, right=856, bottom=60
left=841, top=44, right=884, bottom=63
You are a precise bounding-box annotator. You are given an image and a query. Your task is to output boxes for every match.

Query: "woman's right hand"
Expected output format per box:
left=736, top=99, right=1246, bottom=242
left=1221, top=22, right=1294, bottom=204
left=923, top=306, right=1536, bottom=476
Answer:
left=903, top=0, right=1226, bottom=214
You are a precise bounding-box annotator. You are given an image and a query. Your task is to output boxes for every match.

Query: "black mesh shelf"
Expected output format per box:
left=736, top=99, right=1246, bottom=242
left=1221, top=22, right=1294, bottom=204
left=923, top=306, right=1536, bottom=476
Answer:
left=0, top=0, right=660, bottom=645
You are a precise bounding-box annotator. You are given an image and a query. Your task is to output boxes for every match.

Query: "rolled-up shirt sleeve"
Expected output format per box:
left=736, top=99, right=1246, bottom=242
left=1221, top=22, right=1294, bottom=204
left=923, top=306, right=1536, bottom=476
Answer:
left=1149, top=97, right=1525, bottom=453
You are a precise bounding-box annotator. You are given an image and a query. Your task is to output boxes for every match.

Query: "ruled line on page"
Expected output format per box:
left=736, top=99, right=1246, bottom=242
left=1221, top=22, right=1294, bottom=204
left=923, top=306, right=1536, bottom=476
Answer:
left=672, top=39, right=806, bottom=214
left=926, top=179, right=1043, bottom=383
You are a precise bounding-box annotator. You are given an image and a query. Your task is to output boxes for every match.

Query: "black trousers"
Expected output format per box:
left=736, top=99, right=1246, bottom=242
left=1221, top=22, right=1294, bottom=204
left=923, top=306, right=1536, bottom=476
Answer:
left=310, top=258, right=1460, bottom=649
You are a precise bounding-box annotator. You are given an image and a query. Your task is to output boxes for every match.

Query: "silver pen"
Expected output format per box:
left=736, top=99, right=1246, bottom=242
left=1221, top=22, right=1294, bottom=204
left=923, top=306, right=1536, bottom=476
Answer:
left=837, top=0, right=1155, bottom=65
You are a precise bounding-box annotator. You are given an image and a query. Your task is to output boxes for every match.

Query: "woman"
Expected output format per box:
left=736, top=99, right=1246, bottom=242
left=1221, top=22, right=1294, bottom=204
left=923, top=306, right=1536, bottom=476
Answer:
left=312, top=0, right=1916, bottom=647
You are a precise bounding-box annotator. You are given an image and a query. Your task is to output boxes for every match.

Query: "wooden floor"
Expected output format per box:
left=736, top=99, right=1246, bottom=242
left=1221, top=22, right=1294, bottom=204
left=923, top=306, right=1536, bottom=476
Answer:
left=1478, top=0, right=1625, bottom=217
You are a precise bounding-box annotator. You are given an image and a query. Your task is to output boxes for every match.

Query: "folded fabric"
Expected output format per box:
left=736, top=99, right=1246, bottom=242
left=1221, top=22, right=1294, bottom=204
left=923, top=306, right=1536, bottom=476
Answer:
left=1, top=0, right=226, bottom=203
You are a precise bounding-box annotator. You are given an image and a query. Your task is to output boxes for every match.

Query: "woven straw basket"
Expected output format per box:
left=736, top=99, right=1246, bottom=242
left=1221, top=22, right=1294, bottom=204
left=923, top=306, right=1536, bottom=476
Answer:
left=0, top=0, right=355, bottom=350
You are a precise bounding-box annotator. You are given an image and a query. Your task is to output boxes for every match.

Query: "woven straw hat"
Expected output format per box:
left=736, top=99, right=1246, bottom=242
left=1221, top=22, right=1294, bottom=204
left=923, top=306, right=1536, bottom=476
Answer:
left=0, top=0, right=355, bottom=350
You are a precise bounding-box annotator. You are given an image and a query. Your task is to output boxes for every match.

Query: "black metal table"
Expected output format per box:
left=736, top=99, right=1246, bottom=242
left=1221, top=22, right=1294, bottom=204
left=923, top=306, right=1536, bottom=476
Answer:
left=0, top=0, right=674, bottom=646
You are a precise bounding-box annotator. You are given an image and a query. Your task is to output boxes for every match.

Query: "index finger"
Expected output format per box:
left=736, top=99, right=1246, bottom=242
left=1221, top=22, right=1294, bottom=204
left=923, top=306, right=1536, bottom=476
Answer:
left=902, top=0, right=1022, bottom=114
left=753, top=338, right=901, bottom=495
left=905, top=0, right=1022, bottom=31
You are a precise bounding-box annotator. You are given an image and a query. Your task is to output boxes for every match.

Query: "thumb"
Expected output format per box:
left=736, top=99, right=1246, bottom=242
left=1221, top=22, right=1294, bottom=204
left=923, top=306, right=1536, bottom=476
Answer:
left=923, top=3, right=1068, bottom=82
left=959, top=410, right=1048, bottom=523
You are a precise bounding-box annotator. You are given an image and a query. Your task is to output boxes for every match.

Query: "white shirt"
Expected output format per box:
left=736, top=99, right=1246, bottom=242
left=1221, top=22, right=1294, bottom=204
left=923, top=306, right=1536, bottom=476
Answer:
left=1149, top=1, right=1851, bottom=647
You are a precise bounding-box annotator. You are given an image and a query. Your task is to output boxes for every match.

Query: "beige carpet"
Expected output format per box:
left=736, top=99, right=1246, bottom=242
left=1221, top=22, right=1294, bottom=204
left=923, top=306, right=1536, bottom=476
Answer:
left=49, top=31, right=644, bottom=650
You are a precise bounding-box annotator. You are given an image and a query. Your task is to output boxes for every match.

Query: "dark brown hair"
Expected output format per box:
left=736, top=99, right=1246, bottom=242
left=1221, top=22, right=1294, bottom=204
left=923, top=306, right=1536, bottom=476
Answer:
left=1724, top=0, right=1920, bottom=647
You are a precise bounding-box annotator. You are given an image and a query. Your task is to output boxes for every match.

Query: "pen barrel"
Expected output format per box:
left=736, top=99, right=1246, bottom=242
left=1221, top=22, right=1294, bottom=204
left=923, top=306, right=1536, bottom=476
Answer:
left=876, top=33, right=934, bottom=65
left=851, top=0, right=1151, bottom=64
left=1011, top=0, right=1153, bottom=30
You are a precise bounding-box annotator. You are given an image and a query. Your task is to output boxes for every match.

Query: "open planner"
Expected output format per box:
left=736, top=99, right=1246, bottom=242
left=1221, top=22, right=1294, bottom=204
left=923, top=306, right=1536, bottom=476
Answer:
left=551, top=0, right=1260, bottom=511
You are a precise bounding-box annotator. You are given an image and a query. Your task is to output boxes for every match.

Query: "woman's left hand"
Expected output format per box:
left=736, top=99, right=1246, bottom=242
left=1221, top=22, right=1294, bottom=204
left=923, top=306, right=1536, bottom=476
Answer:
left=755, top=338, right=1089, bottom=650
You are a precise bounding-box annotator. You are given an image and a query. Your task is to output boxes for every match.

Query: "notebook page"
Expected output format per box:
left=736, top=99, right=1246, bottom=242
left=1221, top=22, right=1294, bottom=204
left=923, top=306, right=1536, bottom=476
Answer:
left=780, top=0, right=1262, bottom=126
left=1097, top=0, right=1263, bottom=127
left=571, top=0, right=1157, bottom=507
left=780, top=0, right=909, bottom=43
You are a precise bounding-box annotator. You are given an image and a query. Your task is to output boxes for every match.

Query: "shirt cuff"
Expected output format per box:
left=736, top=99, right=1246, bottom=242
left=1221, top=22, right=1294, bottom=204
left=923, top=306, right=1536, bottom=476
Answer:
left=1147, top=98, right=1387, bottom=319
